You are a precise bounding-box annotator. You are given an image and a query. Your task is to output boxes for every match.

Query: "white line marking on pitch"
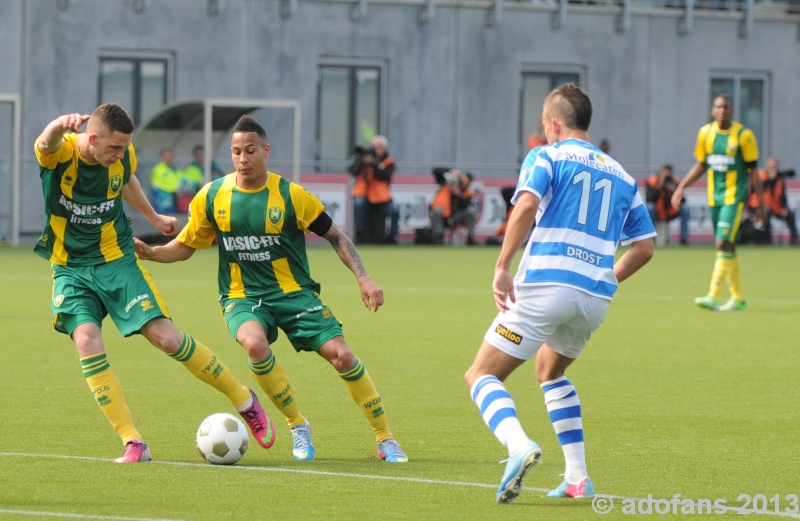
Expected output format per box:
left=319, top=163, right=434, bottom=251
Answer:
left=0, top=509, right=189, bottom=521
left=2, top=452, right=799, bottom=519
left=0, top=451, right=501, bottom=490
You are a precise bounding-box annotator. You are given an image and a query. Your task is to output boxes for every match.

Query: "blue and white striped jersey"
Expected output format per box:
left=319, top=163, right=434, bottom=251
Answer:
left=512, top=139, right=655, bottom=300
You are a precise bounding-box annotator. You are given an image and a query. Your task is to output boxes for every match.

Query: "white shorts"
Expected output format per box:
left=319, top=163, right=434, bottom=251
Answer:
left=484, top=284, right=610, bottom=360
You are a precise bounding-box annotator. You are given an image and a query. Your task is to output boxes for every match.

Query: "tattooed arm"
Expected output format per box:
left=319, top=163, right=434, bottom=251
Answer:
left=323, top=223, right=384, bottom=312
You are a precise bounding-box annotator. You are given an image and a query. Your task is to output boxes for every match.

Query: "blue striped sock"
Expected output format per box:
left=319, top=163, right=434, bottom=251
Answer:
left=542, top=376, right=587, bottom=482
left=471, top=375, right=527, bottom=454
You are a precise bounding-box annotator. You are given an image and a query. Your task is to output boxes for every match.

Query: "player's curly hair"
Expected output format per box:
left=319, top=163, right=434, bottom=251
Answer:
left=233, top=115, right=268, bottom=144
left=546, top=83, right=592, bottom=131
left=91, top=103, right=134, bottom=135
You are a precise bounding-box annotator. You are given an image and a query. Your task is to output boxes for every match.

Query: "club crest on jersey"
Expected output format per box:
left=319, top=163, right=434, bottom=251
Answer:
left=268, top=207, right=284, bottom=226
left=53, top=295, right=65, bottom=308
left=109, top=175, right=123, bottom=195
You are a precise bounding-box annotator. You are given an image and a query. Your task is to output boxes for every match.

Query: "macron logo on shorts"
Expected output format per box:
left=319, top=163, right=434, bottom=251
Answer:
left=495, top=324, right=523, bottom=345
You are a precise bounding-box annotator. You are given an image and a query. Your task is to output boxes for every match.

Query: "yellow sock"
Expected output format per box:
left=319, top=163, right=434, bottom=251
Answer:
left=249, top=352, right=306, bottom=428
left=339, top=358, right=392, bottom=444
left=728, top=254, right=744, bottom=302
left=81, top=353, right=141, bottom=444
left=708, top=251, right=733, bottom=300
left=170, top=333, right=251, bottom=409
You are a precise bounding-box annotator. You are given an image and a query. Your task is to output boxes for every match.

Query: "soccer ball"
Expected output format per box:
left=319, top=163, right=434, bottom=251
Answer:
left=196, top=413, right=249, bottom=465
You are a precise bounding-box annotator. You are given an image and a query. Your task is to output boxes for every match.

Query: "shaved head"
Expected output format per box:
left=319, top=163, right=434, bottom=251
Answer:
left=544, top=83, right=592, bottom=131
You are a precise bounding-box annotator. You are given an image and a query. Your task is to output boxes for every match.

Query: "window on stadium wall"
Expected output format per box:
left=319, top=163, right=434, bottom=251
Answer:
left=519, top=69, right=584, bottom=162
left=710, top=74, right=768, bottom=150
left=316, top=63, right=383, bottom=173
left=99, top=55, right=172, bottom=126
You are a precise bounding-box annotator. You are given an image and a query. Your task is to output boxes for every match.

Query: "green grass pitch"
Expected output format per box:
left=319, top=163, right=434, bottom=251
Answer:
left=0, top=243, right=798, bottom=520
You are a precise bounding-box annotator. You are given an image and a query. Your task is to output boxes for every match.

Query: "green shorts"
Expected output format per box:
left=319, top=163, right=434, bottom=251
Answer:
left=709, top=203, right=745, bottom=242
left=51, top=255, right=170, bottom=337
left=221, top=290, right=343, bottom=353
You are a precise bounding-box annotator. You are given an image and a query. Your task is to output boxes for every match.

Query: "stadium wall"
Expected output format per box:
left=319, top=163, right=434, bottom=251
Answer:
left=1, top=0, right=798, bottom=239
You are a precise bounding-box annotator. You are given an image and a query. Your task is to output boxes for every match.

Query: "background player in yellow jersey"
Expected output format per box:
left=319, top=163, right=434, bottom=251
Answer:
left=672, top=93, right=764, bottom=311
left=34, top=104, right=274, bottom=463
left=134, top=115, right=408, bottom=463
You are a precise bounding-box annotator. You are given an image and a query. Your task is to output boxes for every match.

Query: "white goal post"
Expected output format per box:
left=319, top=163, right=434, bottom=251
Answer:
left=1, top=94, right=21, bottom=247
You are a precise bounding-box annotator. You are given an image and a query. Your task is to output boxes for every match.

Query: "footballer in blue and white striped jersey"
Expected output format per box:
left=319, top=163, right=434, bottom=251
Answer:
left=511, top=139, right=656, bottom=300
left=468, top=84, right=654, bottom=504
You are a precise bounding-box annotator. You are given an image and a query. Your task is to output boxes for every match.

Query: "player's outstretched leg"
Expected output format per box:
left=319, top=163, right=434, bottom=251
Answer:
left=470, top=375, right=541, bottom=503
left=250, top=352, right=312, bottom=458
left=165, top=332, right=275, bottom=448
left=541, top=376, right=594, bottom=499
left=339, top=358, right=407, bottom=463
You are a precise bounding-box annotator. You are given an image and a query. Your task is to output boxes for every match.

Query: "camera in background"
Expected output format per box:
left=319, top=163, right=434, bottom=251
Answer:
left=353, top=145, right=376, bottom=157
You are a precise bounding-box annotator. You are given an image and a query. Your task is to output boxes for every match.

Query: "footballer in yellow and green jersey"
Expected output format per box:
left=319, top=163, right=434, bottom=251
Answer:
left=34, top=133, right=136, bottom=266
left=177, top=172, right=328, bottom=299
left=694, top=120, right=758, bottom=207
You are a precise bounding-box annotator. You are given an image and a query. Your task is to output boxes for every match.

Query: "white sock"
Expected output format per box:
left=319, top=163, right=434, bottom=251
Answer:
left=236, top=395, right=254, bottom=412
left=542, top=376, right=587, bottom=482
left=471, top=375, right=529, bottom=455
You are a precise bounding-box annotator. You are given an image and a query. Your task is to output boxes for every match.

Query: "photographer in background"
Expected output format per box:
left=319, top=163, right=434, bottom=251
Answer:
left=429, top=167, right=479, bottom=245
left=347, top=135, right=400, bottom=244
left=645, top=164, right=690, bottom=245
left=745, top=156, right=798, bottom=245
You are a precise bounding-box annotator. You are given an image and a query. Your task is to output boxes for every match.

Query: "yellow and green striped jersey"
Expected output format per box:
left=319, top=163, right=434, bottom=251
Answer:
left=177, top=173, right=326, bottom=299
left=34, top=133, right=136, bottom=266
left=694, top=120, right=758, bottom=207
